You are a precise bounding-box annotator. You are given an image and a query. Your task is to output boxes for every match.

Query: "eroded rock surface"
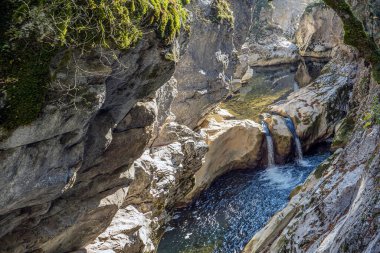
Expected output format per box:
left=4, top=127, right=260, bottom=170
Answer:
left=244, top=76, right=380, bottom=253
left=0, top=1, right=258, bottom=252
left=85, top=123, right=207, bottom=253
left=236, top=0, right=314, bottom=76
left=262, top=113, right=293, bottom=163
left=172, top=0, right=255, bottom=128
left=243, top=0, right=380, bottom=250
left=1, top=0, right=379, bottom=252
left=270, top=46, right=361, bottom=150
left=185, top=116, right=264, bottom=202
left=296, top=2, right=343, bottom=58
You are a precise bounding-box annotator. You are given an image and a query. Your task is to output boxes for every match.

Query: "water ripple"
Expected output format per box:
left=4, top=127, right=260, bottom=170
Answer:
left=157, top=152, right=330, bottom=253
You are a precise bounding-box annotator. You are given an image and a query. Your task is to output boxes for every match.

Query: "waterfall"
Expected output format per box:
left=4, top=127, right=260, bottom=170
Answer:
left=261, top=121, right=275, bottom=168
left=293, top=82, right=300, bottom=91
left=284, top=117, right=304, bottom=163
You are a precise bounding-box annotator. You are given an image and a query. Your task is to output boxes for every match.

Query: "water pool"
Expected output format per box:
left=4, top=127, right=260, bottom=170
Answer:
left=157, top=152, right=330, bottom=253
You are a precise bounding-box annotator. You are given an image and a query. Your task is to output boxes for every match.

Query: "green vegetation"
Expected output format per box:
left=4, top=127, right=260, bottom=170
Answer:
left=363, top=96, right=380, bottom=128
left=331, top=116, right=355, bottom=149
left=323, top=0, right=380, bottom=83
left=313, top=154, right=336, bottom=179
left=0, top=45, right=56, bottom=130
left=221, top=79, right=292, bottom=122
left=289, top=185, right=303, bottom=199
left=211, top=0, right=234, bottom=25
left=0, top=0, right=190, bottom=130
left=6, top=0, right=189, bottom=49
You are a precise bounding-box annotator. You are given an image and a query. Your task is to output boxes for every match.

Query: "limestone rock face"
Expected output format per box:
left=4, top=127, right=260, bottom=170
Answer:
left=270, top=46, right=361, bottom=150
left=85, top=123, right=207, bottom=253
left=236, top=0, right=314, bottom=74
left=244, top=75, right=380, bottom=253
left=0, top=1, right=257, bottom=251
left=171, top=0, right=255, bottom=129
left=243, top=0, right=380, bottom=247
left=296, top=2, right=343, bottom=58
left=346, top=0, right=380, bottom=45
left=185, top=118, right=264, bottom=202
left=0, top=98, right=156, bottom=253
left=0, top=31, right=179, bottom=252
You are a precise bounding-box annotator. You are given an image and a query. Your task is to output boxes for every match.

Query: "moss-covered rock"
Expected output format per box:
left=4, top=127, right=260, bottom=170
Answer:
left=289, top=185, right=303, bottom=199
left=0, top=0, right=190, bottom=131
left=211, top=0, right=234, bottom=25
left=323, top=0, right=380, bottom=83
left=331, top=116, right=355, bottom=150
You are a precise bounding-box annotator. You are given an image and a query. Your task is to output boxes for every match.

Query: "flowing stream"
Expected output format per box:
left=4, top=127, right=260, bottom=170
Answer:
left=157, top=152, right=329, bottom=253
left=157, top=60, right=330, bottom=253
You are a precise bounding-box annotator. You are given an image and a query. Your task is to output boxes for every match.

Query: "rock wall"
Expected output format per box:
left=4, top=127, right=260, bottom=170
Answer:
left=0, top=1, right=259, bottom=252
left=243, top=1, right=380, bottom=252
left=296, top=2, right=344, bottom=58
left=0, top=32, right=180, bottom=252
left=184, top=114, right=265, bottom=202
left=236, top=0, right=314, bottom=78
left=270, top=45, right=360, bottom=150
left=244, top=64, right=380, bottom=253
left=1, top=0, right=379, bottom=252
left=171, top=0, right=255, bottom=129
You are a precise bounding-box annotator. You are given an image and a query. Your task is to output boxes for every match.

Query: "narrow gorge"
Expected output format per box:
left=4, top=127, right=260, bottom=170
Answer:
left=0, top=0, right=379, bottom=253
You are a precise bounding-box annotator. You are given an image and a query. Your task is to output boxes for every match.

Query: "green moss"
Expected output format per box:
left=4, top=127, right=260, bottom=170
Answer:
left=331, top=116, right=355, bottom=149
left=289, top=185, right=303, bottom=199
left=0, top=1, right=57, bottom=130
left=211, top=0, right=234, bottom=25
left=0, top=45, right=56, bottom=129
left=164, top=51, right=179, bottom=62
left=1, top=0, right=190, bottom=131
left=7, top=0, right=190, bottom=50
left=363, top=96, right=380, bottom=128
left=323, top=0, right=380, bottom=83
left=276, top=235, right=290, bottom=253
left=220, top=81, right=292, bottom=121
left=313, top=154, right=336, bottom=179
left=314, top=163, right=328, bottom=179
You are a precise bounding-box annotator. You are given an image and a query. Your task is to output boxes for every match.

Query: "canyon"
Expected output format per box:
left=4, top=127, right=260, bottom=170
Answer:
left=0, top=0, right=379, bottom=253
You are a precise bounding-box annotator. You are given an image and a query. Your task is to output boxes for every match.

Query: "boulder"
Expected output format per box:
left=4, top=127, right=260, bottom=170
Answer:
left=184, top=119, right=264, bottom=202
left=262, top=113, right=293, bottom=163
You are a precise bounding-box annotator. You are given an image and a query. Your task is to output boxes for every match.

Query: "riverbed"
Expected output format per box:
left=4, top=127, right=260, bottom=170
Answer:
left=157, top=152, right=329, bottom=253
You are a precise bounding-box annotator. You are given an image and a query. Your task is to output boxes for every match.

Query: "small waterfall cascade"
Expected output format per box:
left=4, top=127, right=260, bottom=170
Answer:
left=261, top=121, right=275, bottom=168
left=293, top=82, right=300, bottom=91
left=284, top=117, right=304, bottom=162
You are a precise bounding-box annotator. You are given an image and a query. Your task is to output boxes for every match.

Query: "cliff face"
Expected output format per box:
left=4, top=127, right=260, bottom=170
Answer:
left=1, top=0, right=379, bottom=252
left=244, top=1, right=380, bottom=252
left=0, top=1, right=256, bottom=252
left=0, top=31, right=181, bottom=253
